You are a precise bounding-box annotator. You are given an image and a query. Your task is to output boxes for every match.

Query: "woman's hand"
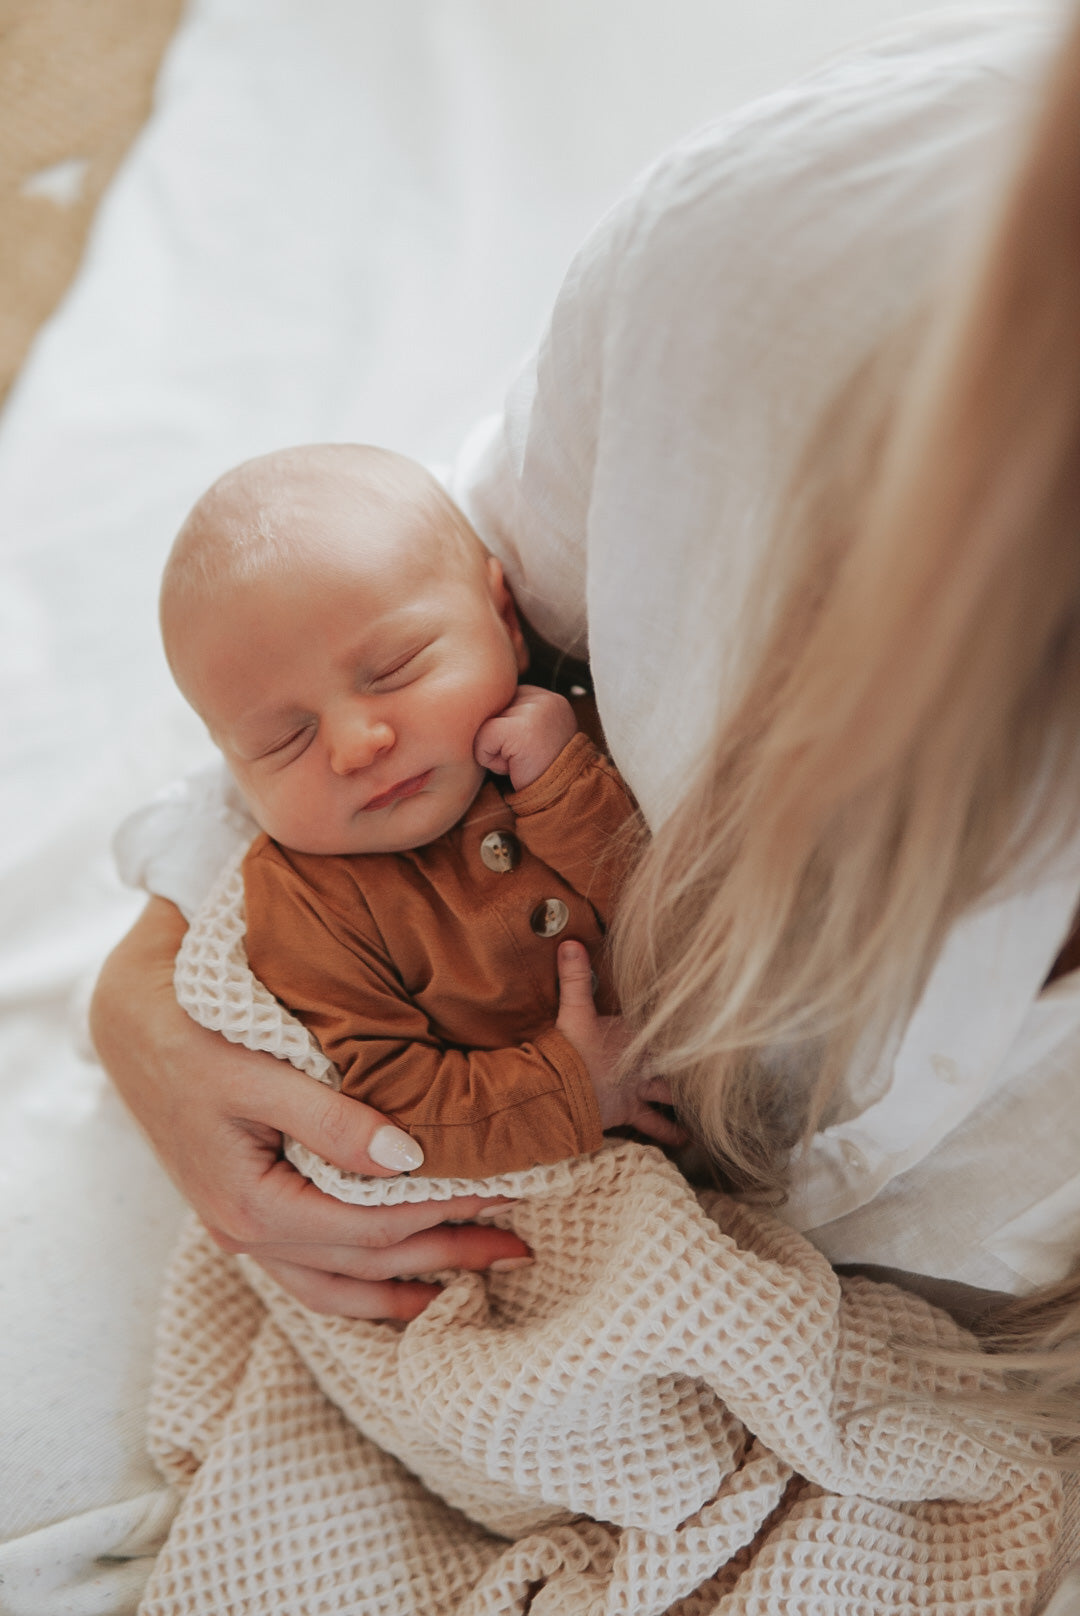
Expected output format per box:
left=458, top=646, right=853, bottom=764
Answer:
left=554, top=940, right=686, bottom=1147
left=89, top=897, right=531, bottom=1319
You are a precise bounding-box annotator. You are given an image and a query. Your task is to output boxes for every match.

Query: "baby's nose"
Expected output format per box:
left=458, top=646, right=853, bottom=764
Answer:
left=327, top=709, right=395, bottom=774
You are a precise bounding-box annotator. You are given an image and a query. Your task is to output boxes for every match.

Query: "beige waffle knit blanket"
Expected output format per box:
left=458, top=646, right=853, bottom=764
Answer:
left=141, top=850, right=1061, bottom=1614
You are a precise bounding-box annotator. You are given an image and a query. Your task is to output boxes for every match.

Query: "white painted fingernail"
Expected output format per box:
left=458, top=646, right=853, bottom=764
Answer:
left=370, top=1126, right=424, bottom=1171
left=489, top=1256, right=534, bottom=1272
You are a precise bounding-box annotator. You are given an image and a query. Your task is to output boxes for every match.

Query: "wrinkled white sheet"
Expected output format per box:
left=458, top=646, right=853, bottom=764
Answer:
left=0, top=2, right=1038, bottom=1611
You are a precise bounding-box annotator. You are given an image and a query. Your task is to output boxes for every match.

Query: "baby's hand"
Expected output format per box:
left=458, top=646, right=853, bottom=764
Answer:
left=554, top=941, right=687, bottom=1148
left=474, top=685, right=578, bottom=791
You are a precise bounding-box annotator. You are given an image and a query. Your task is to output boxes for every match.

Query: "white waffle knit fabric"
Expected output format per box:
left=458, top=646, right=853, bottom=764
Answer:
left=145, top=848, right=1062, bottom=1615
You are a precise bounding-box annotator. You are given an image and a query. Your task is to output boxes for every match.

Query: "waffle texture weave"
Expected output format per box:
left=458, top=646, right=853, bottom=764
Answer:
left=143, top=848, right=1062, bottom=1614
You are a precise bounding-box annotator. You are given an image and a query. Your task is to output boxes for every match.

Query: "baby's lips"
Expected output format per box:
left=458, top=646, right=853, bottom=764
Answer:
left=360, top=770, right=433, bottom=812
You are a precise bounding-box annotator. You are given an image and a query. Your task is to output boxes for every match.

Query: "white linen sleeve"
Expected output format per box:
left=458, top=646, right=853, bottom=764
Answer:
left=449, top=197, right=636, bottom=661
left=112, top=760, right=257, bottom=923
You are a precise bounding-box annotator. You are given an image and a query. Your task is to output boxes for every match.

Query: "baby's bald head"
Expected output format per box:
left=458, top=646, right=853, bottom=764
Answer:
left=160, top=443, right=484, bottom=706
left=157, top=442, right=529, bottom=856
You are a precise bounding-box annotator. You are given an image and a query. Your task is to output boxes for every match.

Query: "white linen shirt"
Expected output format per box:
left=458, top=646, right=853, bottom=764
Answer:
left=120, top=7, right=1080, bottom=1295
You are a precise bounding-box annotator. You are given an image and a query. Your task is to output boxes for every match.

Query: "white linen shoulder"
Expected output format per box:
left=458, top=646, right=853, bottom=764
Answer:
left=456, top=10, right=1054, bottom=829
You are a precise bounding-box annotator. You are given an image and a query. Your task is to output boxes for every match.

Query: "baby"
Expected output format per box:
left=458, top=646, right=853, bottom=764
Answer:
left=160, top=442, right=680, bottom=1176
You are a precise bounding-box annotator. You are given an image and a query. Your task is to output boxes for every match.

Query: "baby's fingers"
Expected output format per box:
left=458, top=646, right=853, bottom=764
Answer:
left=473, top=716, right=512, bottom=775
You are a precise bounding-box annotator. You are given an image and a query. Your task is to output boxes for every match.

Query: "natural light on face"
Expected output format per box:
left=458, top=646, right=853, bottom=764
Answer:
left=178, top=500, right=527, bottom=856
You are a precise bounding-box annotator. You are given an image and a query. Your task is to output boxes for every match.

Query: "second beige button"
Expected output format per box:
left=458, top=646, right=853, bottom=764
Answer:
left=530, top=898, right=570, bottom=938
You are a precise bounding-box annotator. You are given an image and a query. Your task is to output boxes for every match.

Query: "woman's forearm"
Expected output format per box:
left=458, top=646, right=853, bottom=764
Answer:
left=91, top=895, right=194, bottom=1138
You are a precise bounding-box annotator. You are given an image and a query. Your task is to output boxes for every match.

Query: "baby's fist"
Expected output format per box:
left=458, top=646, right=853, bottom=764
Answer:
left=474, top=686, right=577, bottom=790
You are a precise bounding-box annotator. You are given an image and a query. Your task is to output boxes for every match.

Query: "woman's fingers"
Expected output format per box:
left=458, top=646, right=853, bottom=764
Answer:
left=633, top=1105, right=689, bottom=1149
left=257, top=1260, right=445, bottom=1321
left=641, top=1075, right=675, bottom=1106
left=211, top=1152, right=527, bottom=1252
left=232, top=1202, right=535, bottom=1320
left=556, top=940, right=597, bottom=1011
left=227, top=1219, right=533, bottom=1283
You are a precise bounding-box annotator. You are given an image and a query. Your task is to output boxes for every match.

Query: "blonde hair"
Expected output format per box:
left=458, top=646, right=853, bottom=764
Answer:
left=613, top=7, right=1080, bottom=1442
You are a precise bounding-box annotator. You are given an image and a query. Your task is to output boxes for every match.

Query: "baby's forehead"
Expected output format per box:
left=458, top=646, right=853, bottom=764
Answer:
left=163, top=451, right=488, bottom=656
left=220, top=445, right=442, bottom=522
left=237, top=452, right=462, bottom=539
left=217, top=456, right=472, bottom=568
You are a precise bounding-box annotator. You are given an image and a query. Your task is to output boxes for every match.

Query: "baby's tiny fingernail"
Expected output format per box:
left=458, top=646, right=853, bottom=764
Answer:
left=489, top=1256, right=534, bottom=1272
left=370, top=1125, right=424, bottom=1172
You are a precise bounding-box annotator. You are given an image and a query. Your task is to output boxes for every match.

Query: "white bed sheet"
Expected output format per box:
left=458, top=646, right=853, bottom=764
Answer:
left=0, top=2, right=1024, bottom=1610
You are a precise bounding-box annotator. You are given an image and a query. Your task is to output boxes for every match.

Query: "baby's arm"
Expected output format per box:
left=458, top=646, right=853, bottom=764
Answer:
left=479, top=695, right=679, bottom=1144
left=494, top=715, right=639, bottom=923
left=244, top=850, right=604, bottom=1179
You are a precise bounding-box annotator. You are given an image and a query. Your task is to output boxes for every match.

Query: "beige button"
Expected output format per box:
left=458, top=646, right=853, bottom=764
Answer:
left=480, top=830, right=520, bottom=873
left=530, top=898, right=570, bottom=938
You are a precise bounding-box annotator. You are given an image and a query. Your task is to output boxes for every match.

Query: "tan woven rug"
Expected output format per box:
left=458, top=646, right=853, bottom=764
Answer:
left=0, top=0, right=183, bottom=407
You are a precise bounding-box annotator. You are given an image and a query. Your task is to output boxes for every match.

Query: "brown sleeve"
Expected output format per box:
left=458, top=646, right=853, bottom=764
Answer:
left=506, top=732, right=640, bottom=922
left=242, top=844, right=602, bottom=1177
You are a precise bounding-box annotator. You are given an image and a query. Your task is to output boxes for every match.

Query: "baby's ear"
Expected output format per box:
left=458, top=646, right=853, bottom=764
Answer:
left=487, top=555, right=529, bottom=673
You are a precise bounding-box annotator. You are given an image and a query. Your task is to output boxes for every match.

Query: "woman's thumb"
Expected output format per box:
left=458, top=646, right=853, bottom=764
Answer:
left=556, top=940, right=595, bottom=1008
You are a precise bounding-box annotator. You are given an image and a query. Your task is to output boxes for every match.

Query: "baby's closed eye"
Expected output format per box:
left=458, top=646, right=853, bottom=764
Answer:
left=259, top=723, right=317, bottom=764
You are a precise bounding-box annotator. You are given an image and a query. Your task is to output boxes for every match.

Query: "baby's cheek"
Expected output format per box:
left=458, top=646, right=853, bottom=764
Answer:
left=230, top=765, right=291, bottom=843
left=255, top=774, right=354, bottom=856
left=259, top=789, right=314, bottom=848
left=237, top=780, right=276, bottom=838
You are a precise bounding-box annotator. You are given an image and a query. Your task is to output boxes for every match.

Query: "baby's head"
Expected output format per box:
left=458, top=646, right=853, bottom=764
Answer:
left=161, top=444, right=527, bottom=855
